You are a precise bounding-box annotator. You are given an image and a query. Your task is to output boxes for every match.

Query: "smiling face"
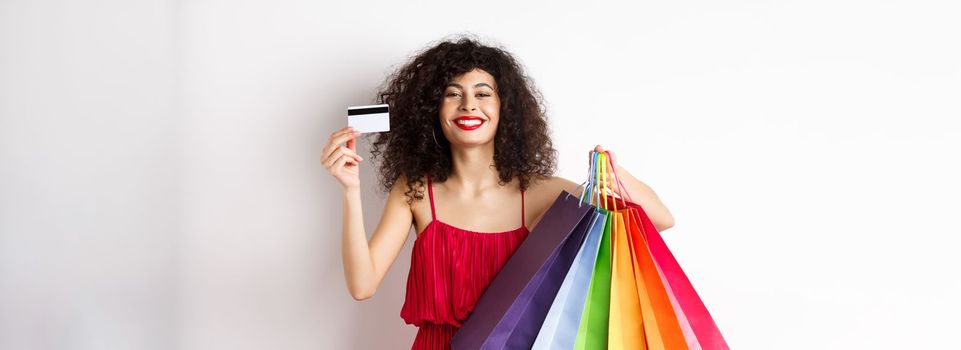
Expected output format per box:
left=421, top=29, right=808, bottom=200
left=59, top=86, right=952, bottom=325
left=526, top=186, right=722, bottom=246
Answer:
left=438, top=68, right=501, bottom=147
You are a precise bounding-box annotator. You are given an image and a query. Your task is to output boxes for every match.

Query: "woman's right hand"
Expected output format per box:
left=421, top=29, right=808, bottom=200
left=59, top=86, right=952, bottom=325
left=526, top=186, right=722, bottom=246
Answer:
left=322, top=126, right=363, bottom=190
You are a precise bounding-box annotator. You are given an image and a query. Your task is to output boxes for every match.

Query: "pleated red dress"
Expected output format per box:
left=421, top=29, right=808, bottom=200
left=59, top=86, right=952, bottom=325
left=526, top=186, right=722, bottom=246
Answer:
left=400, top=175, right=530, bottom=349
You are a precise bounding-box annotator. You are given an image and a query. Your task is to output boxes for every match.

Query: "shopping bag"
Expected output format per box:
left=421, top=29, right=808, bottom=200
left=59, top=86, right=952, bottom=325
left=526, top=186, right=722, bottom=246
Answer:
left=488, top=204, right=598, bottom=349
left=624, top=203, right=687, bottom=349
left=450, top=191, right=594, bottom=350
left=531, top=209, right=608, bottom=350
left=570, top=150, right=618, bottom=350
left=601, top=151, right=729, bottom=350
left=573, top=208, right=612, bottom=350
left=654, top=242, right=702, bottom=350
left=629, top=199, right=729, bottom=350
left=609, top=208, right=646, bottom=349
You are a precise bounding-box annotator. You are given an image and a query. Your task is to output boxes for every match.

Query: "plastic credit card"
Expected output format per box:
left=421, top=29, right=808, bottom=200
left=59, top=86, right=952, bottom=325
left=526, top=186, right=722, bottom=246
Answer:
left=347, top=104, right=390, bottom=133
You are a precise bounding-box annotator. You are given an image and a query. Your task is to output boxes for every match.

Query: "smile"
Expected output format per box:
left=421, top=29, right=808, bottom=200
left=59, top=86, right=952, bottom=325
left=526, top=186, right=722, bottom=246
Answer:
left=454, top=116, right=485, bottom=131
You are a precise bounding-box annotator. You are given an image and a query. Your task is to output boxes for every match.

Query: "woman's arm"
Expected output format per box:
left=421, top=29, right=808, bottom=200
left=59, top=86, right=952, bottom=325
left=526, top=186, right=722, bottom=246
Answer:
left=341, top=176, right=413, bottom=301
left=610, top=167, right=675, bottom=231
left=323, top=127, right=412, bottom=301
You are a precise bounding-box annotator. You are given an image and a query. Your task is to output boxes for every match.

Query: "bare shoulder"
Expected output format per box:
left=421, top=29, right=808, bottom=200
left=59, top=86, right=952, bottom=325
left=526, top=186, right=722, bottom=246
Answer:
left=384, top=174, right=420, bottom=219
left=392, top=174, right=432, bottom=234
left=389, top=174, right=431, bottom=199
left=526, top=175, right=582, bottom=200
left=524, top=175, right=584, bottom=229
left=387, top=174, right=412, bottom=202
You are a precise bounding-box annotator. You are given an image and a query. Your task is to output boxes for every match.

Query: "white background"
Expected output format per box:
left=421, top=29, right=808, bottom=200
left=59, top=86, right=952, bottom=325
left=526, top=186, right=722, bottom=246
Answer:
left=2, top=0, right=959, bottom=349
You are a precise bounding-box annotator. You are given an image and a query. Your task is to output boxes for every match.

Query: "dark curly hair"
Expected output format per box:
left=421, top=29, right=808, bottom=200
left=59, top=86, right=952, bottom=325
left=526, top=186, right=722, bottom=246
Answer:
left=369, top=35, right=557, bottom=204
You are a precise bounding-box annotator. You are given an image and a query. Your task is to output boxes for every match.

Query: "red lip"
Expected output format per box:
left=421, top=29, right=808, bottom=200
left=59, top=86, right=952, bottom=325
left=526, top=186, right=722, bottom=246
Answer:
left=453, top=116, right=485, bottom=131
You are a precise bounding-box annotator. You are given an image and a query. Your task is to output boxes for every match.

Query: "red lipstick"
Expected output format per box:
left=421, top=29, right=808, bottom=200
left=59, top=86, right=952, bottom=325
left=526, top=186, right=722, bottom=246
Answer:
left=453, top=116, right=485, bottom=131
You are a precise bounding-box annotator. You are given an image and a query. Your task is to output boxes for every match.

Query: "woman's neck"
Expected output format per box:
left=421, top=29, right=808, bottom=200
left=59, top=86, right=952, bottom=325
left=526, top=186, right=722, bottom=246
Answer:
left=447, top=142, right=503, bottom=195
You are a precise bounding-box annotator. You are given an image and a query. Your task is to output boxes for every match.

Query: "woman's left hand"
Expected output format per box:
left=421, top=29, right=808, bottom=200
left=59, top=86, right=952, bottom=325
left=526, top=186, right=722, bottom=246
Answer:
left=591, top=145, right=631, bottom=198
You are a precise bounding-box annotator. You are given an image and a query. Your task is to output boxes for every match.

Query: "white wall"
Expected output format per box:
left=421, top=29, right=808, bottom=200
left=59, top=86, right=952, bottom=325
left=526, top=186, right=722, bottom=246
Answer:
left=2, top=0, right=959, bottom=349
left=0, top=0, right=180, bottom=349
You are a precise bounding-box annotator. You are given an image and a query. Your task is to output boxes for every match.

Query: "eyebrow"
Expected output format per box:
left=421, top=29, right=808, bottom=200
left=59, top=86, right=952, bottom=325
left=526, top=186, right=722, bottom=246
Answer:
left=445, top=82, right=495, bottom=90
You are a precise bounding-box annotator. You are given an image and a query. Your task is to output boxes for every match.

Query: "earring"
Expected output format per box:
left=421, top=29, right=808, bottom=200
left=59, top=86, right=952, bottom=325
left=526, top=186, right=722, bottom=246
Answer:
left=432, top=128, right=442, bottom=149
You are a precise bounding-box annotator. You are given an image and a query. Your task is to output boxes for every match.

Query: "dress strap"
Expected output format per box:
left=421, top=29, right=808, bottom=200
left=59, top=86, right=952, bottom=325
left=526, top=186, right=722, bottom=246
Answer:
left=521, top=190, right=526, bottom=229
left=427, top=175, right=436, bottom=221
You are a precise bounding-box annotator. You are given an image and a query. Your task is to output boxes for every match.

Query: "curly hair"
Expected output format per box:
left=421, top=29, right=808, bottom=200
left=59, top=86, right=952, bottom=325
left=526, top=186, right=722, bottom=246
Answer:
left=369, top=35, right=557, bottom=204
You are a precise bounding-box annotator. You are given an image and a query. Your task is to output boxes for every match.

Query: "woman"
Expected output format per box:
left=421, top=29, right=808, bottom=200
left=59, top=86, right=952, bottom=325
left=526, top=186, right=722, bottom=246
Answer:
left=322, top=36, right=675, bottom=349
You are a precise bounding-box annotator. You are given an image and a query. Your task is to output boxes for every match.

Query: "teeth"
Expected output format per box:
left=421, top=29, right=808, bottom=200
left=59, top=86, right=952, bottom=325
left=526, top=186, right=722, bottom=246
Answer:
left=456, top=119, right=482, bottom=126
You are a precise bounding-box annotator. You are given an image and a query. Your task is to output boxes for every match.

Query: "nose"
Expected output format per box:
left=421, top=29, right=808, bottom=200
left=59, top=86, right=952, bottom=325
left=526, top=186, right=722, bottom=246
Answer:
left=459, top=96, right=477, bottom=112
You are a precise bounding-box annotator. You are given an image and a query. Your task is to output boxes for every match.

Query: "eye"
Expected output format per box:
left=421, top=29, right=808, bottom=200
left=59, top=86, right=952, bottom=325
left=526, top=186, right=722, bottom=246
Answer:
left=477, top=93, right=491, bottom=97
left=446, top=92, right=461, bottom=97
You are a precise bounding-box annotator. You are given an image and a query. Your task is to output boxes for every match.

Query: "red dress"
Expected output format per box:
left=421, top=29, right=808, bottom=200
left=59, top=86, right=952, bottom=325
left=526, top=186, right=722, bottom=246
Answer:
left=400, top=175, right=530, bottom=349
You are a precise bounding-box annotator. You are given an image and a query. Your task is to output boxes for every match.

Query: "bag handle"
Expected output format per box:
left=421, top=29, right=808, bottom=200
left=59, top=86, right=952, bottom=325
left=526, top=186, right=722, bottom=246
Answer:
left=603, top=150, right=633, bottom=206
left=577, top=151, right=606, bottom=210
left=582, top=151, right=609, bottom=211
left=600, top=152, right=615, bottom=211
left=574, top=151, right=595, bottom=207
left=577, top=150, right=632, bottom=210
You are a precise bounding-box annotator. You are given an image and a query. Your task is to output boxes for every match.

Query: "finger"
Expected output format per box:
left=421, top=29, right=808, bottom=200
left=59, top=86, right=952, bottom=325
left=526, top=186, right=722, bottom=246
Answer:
left=328, top=127, right=357, bottom=146
left=338, top=145, right=363, bottom=161
left=343, top=154, right=359, bottom=168
left=327, top=147, right=363, bottom=168
left=331, top=129, right=359, bottom=147
left=326, top=128, right=355, bottom=151
left=322, top=131, right=351, bottom=160
left=343, top=153, right=362, bottom=167
left=330, top=126, right=355, bottom=138
left=333, top=153, right=351, bottom=171
left=323, top=130, right=360, bottom=160
left=347, top=138, right=356, bottom=151
left=325, top=147, right=347, bottom=168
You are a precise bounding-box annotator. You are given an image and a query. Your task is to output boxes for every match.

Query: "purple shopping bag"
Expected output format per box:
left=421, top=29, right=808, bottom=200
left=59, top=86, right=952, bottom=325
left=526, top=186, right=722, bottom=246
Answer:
left=494, top=206, right=597, bottom=349
left=451, top=191, right=593, bottom=350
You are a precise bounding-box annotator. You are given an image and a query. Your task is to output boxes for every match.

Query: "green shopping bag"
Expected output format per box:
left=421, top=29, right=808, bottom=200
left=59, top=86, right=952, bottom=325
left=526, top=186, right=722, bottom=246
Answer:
left=573, top=208, right=613, bottom=350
